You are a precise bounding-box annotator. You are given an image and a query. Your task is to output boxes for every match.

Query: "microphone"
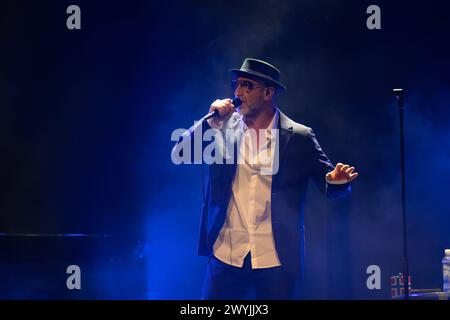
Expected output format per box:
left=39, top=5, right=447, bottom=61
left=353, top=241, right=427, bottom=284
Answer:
left=175, top=98, right=242, bottom=144
left=204, top=97, right=242, bottom=120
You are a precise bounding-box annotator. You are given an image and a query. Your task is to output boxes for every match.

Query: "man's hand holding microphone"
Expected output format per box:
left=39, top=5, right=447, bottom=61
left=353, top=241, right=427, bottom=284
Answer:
left=206, top=98, right=241, bottom=127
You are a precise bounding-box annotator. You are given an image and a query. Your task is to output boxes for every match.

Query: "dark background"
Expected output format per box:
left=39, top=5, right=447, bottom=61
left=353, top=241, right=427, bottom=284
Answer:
left=1, top=0, right=449, bottom=299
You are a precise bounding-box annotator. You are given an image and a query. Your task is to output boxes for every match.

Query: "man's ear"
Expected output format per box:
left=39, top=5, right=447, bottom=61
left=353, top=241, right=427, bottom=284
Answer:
left=264, top=87, right=275, bottom=99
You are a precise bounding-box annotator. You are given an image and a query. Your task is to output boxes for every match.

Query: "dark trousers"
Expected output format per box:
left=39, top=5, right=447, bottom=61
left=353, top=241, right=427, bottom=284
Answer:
left=201, top=253, right=295, bottom=300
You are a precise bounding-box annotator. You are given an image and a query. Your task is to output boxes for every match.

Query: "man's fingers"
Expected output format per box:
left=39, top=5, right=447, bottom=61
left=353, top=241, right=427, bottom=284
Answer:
left=348, top=172, right=359, bottom=182
left=224, top=105, right=235, bottom=117
left=345, top=167, right=355, bottom=174
left=332, top=162, right=359, bottom=182
left=210, top=99, right=235, bottom=118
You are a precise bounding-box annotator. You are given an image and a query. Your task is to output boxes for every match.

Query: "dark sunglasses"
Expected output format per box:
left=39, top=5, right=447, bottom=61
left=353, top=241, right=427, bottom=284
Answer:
left=231, top=79, right=265, bottom=92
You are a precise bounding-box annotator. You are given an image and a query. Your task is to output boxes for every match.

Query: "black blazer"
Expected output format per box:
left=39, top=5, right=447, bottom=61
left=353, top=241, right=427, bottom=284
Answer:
left=173, top=109, right=351, bottom=279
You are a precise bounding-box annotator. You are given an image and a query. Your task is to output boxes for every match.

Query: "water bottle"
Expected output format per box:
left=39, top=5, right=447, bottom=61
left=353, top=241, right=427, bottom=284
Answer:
left=443, top=249, right=450, bottom=292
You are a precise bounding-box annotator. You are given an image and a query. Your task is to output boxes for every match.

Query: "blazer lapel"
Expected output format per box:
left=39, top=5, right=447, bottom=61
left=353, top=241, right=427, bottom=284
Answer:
left=272, top=109, right=293, bottom=189
left=277, top=109, right=294, bottom=167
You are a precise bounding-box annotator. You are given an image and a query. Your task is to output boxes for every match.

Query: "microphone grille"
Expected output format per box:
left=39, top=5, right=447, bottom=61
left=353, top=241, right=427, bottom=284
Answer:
left=232, top=97, right=242, bottom=107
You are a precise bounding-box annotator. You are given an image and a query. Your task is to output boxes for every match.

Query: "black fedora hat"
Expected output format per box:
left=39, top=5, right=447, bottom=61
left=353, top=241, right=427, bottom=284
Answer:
left=230, top=58, right=287, bottom=91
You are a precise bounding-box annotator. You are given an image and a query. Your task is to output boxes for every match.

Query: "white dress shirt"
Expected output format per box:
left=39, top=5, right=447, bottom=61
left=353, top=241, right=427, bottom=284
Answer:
left=210, top=109, right=281, bottom=268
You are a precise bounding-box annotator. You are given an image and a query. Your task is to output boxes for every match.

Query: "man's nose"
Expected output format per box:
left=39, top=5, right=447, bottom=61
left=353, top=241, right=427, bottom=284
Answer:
left=234, top=85, right=243, bottom=98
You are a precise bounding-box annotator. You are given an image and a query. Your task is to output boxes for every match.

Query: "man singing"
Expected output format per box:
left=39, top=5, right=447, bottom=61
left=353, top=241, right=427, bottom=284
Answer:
left=172, top=58, right=358, bottom=299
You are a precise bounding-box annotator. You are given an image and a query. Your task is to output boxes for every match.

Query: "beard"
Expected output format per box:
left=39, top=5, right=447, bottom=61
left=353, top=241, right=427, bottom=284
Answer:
left=238, top=103, right=259, bottom=119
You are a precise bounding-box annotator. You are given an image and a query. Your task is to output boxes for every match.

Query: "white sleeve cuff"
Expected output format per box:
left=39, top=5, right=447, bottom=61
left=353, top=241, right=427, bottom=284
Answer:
left=326, top=172, right=348, bottom=185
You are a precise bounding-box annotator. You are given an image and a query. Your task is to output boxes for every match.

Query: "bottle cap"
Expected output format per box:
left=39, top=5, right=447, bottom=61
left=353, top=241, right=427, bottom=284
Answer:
left=445, top=249, right=450, bottom=256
